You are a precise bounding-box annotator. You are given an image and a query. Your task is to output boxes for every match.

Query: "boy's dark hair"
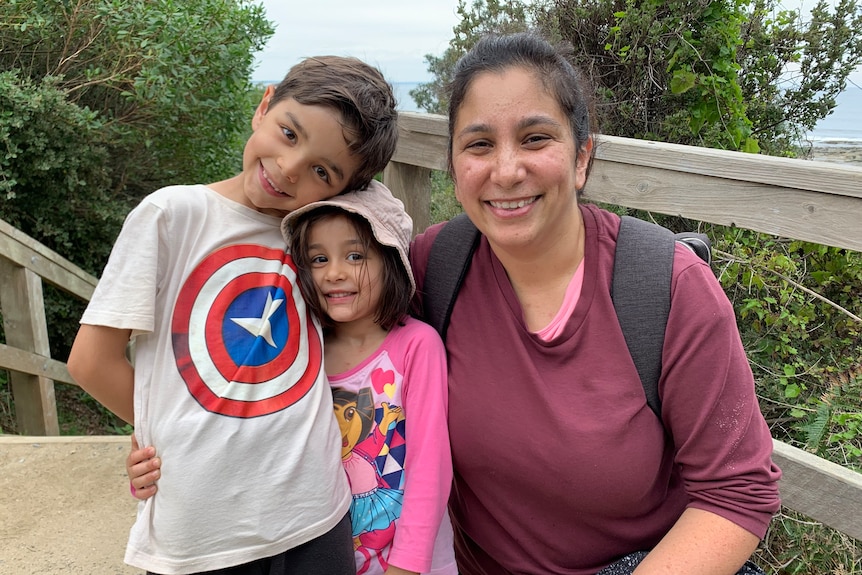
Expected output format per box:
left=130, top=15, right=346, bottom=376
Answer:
left=271, top=56, right=398, bottom=193
left=289, top=208, right=412, bottom=331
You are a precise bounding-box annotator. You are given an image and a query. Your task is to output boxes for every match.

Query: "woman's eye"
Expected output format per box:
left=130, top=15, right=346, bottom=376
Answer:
left=524, top=134, right=550, bottom=145
left=465, top=139, right=490, bottom=150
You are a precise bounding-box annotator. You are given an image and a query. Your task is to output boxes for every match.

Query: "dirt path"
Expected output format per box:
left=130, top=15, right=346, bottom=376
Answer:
left=0, top=435, right=141, bottom=574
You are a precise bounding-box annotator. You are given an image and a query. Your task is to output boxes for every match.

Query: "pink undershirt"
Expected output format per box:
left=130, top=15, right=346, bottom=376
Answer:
left=534, top=258, right=585, bottom=341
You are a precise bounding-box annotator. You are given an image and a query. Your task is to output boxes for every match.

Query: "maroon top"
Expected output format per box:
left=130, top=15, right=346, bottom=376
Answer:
left=410, top=204, right=781, bottom=575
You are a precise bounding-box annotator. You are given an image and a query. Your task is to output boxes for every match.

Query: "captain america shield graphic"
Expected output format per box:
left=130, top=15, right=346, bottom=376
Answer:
left=172, top=244, right=322, bottom=418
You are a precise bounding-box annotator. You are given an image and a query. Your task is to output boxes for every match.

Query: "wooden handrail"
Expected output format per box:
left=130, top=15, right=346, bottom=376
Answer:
left=1, top=111, right=860, bottom=541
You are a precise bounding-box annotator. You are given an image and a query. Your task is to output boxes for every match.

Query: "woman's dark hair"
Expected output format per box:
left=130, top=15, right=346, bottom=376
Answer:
left=288, top=207, right=412, bottom=331
left=446, top=32, right=597, bottom=191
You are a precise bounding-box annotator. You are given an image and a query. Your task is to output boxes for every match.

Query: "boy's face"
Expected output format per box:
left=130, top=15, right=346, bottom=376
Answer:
left=237, top=87, right=361, bottom=217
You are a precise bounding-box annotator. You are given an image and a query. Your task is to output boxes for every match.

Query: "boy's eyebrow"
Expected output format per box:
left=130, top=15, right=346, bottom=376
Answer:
left=284, top=111, right=346, bottom=183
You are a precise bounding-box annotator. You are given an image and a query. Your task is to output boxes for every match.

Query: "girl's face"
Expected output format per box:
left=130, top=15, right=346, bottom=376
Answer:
left=306, top=214, right=385, bottom=329
left=450, top=66, right=591, bottom=255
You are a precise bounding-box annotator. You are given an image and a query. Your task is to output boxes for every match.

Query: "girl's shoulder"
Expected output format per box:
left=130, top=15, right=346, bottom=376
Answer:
left=383, top=316, right=445, bottom=359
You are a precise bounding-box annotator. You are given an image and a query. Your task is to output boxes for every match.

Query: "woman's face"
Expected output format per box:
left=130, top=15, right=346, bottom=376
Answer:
left=450, top=66, right=591, bottom=254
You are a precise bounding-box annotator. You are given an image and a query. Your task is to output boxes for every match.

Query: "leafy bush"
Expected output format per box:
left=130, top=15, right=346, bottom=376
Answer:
left=0, top=0, right=273, bottom=361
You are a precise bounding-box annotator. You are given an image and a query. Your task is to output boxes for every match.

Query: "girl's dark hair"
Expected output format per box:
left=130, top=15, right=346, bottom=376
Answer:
left=270, top=56, right=398, bottom=193
left=446, top=32, right=597, bottom=192
left=288, top=208, right=412, bottom=331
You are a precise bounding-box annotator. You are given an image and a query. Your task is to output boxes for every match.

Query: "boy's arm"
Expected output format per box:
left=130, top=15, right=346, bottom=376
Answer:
left=67, top=324, right=135, bottom=424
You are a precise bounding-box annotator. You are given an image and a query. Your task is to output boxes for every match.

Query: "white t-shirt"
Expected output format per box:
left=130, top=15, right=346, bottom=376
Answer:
left=81, top=184, right=350, bottom=574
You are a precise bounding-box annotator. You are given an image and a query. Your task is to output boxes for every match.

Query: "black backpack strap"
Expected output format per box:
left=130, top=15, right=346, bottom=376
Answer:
left=423, top=213, right=481, bottom=340
left=612, top=216, right=677, bottom=419
left=676, top=232, right=712, bottom=265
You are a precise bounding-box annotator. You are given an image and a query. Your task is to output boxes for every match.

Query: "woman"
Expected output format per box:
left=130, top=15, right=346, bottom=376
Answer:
left=409, top=32, right=781, bottom=575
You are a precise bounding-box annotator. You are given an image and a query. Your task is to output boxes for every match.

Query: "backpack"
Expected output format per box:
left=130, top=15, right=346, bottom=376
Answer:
left=421, top=213, right=711, bottom=419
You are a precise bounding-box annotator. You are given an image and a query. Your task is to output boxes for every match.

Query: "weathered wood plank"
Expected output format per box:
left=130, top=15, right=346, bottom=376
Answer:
left=392, top=112, right=449, bottom=171
left=584, top=162, right=862, bottom=252
left=594, top=135, right=862, bottom=199
left=383, top=162, right=433, bottom=236
left=0, top=261, right=59, bottom=435
left=0, top=219, right=97, bottom=301
left=0, top=342, right=76, bottom=386
left=772, top=439, right=862, bottom=541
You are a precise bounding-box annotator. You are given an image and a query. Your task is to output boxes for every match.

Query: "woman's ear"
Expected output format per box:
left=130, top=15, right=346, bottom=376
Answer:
left=251, top=85, right=276, bottom=130
left=574, top=136, right=594, bottom=190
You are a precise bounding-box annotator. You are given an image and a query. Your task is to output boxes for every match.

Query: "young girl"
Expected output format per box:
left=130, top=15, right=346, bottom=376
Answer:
left=128, top=183, right=456, bottom=575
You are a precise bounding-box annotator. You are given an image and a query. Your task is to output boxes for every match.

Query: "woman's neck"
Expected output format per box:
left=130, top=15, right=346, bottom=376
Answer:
left=492, top=207, right=586, bottom=331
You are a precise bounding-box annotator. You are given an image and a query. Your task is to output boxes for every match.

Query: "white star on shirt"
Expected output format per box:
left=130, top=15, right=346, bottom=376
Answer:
left=230, top=292, right=283, bottom=347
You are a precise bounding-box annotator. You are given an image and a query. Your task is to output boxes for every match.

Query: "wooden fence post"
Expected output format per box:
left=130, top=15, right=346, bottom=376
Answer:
left=0, top=259, right=59, bottom=435
left=383, top=162, right=432, bottom=236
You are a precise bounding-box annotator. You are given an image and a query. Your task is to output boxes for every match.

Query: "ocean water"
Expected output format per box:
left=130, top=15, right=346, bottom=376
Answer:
left=394, top=81, right=862, bottom=146
left=807, top=86, right=862, bottom=146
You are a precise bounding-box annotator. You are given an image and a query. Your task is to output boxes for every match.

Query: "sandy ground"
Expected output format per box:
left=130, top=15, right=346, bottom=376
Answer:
left=0, top=435, right=142, bottom=575
left=806, top=144, right=862, bottom=165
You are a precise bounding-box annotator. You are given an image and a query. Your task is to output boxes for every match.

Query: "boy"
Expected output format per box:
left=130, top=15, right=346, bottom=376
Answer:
left=67, top=56, right=398, bottom=575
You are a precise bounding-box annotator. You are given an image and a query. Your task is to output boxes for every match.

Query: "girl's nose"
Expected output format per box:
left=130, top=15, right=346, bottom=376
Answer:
left=324, top=261, right=347, bottom=282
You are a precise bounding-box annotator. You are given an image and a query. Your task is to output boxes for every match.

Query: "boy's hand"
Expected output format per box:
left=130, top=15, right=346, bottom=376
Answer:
left=127, top=435, right=161, bottom=500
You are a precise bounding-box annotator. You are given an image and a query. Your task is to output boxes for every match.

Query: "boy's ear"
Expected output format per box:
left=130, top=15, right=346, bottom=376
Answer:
left=251, top=85, right=276, bottom=130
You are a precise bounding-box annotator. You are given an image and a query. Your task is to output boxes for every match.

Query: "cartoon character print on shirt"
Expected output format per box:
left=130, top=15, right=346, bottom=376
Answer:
left=172, top=244, right=323, bottom=418
left=333, top=365, right=407, bottom=575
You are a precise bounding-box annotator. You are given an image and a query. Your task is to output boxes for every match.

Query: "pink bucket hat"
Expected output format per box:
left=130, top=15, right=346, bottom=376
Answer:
left=281, top=180, right=416, bottom=297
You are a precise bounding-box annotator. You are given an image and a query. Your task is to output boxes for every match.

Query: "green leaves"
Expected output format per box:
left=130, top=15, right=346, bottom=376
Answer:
left=669, top=68, right=697, bottom=94
left=0, top=0, right=274, bottom=359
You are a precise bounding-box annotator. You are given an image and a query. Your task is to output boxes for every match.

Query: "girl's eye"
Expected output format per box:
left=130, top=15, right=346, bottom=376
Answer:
left=281, top=127, right=297, bottom=142
left=313, top=166, right=330, bottom=182
left=310, top=254, right=327, bottom=265
left=347, top=252, right=364, bottom=262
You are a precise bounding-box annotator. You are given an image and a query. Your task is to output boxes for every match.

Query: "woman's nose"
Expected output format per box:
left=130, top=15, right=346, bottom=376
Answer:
left=490, top=144, right=527, bottom=187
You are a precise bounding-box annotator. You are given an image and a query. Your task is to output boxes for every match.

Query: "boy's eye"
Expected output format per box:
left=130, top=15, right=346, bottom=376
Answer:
left=281, top=127, right=297, bottom=142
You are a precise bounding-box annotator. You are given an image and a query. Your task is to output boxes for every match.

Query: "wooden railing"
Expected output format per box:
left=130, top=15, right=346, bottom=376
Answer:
left=1, top=111, right=861, bottom=542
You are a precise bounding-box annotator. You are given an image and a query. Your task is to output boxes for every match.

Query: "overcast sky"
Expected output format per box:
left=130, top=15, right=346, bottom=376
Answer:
left=251, top=0, right=460, bottom=83
left=251, top=0, right=861, bottom=86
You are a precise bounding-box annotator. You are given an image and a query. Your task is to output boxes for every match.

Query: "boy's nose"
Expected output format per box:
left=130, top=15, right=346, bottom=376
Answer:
left=276, top=156, right=301, bottom=184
